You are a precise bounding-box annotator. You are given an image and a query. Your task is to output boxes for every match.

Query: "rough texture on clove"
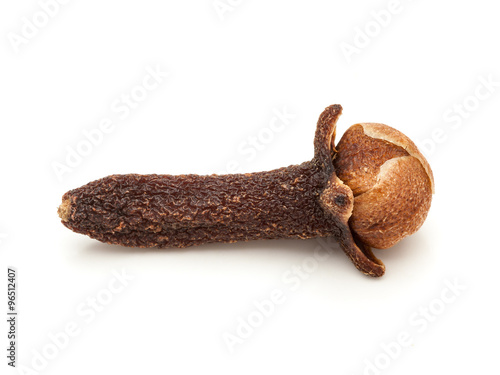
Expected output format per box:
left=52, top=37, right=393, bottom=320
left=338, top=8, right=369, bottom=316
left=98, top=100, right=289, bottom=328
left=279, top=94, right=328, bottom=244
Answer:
left=60, top=163, right=349, bottom=247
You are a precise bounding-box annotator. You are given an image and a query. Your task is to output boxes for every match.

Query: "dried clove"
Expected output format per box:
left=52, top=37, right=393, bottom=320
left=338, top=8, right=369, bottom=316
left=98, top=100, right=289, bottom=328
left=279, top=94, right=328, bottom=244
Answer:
left=59, top=105, right=434, bottom=277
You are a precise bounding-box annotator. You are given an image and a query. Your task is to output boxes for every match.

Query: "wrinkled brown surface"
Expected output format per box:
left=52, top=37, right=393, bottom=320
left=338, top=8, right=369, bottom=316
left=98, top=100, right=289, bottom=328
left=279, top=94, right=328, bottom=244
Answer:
left=61, top=162, right=345, bottom=247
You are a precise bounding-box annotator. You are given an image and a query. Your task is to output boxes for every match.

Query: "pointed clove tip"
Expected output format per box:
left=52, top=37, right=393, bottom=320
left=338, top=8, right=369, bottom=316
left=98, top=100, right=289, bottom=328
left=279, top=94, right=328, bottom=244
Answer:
left=58, top=198, right=71, bottom=222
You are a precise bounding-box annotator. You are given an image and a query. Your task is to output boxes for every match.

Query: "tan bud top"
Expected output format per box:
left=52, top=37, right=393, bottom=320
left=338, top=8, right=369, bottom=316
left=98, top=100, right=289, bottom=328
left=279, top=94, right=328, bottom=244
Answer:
left=334, top=123, right=434, bottom=249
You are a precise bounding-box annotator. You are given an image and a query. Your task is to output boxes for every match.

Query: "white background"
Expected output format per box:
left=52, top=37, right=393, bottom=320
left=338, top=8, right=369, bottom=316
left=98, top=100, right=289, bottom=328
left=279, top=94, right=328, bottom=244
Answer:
left=1, top=1, right=499, bottom=374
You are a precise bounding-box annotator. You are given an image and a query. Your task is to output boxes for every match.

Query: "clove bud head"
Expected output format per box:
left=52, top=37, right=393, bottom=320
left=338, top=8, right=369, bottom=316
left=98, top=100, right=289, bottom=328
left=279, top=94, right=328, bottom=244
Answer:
left=334, top=123, right=435, bottom=249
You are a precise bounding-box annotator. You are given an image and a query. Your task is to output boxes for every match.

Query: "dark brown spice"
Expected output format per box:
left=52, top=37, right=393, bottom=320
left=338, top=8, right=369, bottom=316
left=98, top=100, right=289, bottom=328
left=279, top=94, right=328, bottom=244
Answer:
left=59, top=105, right=387, bottom=277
